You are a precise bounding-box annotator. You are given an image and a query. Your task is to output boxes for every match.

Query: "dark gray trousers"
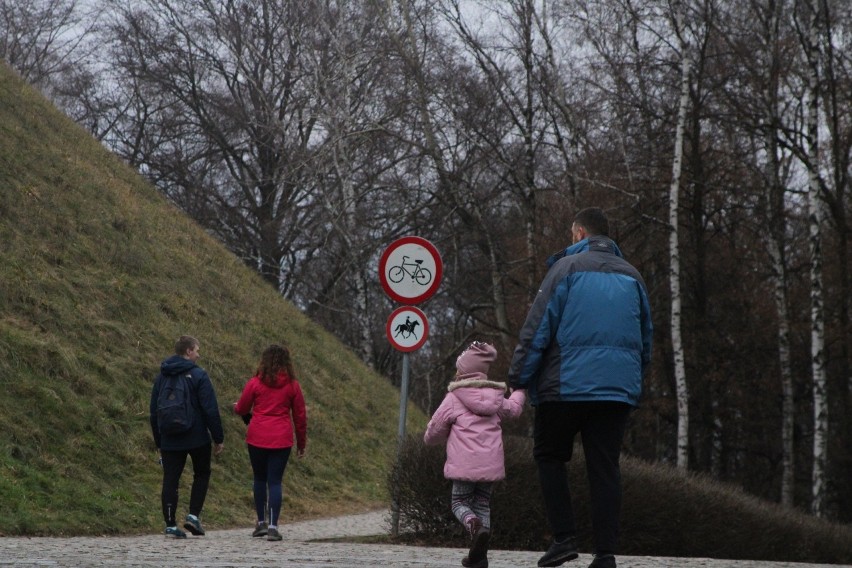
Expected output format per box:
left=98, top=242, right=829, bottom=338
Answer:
left=533, top=401, right=631, bottom=555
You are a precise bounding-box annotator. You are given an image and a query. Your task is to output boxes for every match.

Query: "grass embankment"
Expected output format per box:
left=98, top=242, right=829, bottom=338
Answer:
left=0, top=63, right=425, bottom=535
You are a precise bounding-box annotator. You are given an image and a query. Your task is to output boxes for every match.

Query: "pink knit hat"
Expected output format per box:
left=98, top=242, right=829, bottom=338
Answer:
left=455, top=341, right=497, bottom=377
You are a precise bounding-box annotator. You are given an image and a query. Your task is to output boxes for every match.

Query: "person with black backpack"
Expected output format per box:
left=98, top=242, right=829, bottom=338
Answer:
left=149, top=335, right=225, bottom=538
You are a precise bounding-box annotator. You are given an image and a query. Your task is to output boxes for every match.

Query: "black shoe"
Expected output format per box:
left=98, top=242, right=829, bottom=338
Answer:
left=252, top=521, right=268, bottom=537
left=537, top=537, right=579, bottom=567
left=461, top=554, right=489, bottom=568
left=589, top=554, right=616, bottom=568
left=461, top=526, right=490, bottom=567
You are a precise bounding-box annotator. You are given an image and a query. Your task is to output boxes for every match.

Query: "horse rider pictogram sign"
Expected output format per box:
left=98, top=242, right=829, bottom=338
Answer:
left=386, top=306, right=429, bottom=352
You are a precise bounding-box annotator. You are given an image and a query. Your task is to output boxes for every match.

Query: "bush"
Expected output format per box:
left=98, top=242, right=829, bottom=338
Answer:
left=390, top=435, right=852, bottom=564
left=389, top=435, right=546, bottom=550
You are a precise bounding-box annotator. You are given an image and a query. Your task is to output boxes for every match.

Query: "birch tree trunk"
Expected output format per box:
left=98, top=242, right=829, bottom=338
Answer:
left=669, top=1, right=691, bottom=470
left=765, top=154, right=796, bottom=507
left=804, top=0, right=828, bottom=517
left=766, top=168, right=796, bottom=507
left=760, top=0, right=796, bottom=508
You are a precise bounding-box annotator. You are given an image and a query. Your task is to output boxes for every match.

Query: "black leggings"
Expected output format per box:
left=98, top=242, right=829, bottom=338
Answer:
left=160, top=443, right=212, bottom=525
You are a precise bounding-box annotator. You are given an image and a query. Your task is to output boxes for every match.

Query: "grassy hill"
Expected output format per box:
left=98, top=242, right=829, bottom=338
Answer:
left=0, top=62, right=426, bottom=536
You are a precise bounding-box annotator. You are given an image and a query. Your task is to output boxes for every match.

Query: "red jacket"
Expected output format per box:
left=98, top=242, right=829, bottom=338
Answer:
left=234, top=372, right=307, bottom=450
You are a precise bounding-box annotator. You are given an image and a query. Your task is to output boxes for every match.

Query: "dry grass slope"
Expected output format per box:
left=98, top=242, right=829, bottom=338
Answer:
left=0, top=62, right=425, bottom=536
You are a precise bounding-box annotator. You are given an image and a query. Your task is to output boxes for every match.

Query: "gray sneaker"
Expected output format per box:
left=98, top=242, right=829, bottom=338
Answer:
left=267, top=527, right=282, bottom=541
left=252, top=521, right=268, bottom=537
left=165, top=525, right=187, bottom=539
left=183, top=514, right=205, bottom=536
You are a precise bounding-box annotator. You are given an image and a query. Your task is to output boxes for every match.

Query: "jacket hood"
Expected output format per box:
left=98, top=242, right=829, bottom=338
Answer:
left=545, top=236, right=623, bottom=268
left=449, top=378, right=507, bottom=416
left=257, top=370, right=292, bottom=388
left=160, top=355, right=198, bottom=376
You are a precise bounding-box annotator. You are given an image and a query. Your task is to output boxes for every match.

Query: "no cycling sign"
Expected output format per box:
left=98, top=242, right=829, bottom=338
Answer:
left=379, top=236, right=442, bottom=306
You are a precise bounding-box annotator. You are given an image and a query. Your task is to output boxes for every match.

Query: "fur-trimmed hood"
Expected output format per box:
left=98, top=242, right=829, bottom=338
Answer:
left=448, top=377, right=508, bottom=417
left=448, top=378, right=507, bottom=392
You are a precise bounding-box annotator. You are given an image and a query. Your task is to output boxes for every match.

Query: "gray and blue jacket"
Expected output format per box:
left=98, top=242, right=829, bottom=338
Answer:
left=508, top=236, right=653, bottom=407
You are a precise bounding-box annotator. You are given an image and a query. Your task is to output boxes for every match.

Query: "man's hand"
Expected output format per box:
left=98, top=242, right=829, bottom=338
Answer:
left=214, top=442, right=225, bottom=456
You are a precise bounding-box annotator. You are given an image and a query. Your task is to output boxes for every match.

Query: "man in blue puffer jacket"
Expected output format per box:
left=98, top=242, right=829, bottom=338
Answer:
left=508, top=208, right=653, bottom=568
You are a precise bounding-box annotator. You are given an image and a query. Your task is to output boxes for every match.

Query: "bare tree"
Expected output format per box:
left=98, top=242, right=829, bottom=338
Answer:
left=374, top=0, right=519, bottom=356
left=756, top=0, right=798, bottom=509
left=668, top=0, right=692, bottom=470
left=0, top=0, right=97, bottom=96
left=758, top=0, right=798, bottom=508
left=795, top=0, right=829, bottom=517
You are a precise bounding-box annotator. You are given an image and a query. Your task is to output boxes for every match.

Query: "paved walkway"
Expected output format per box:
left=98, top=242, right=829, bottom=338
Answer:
left=0, top=510, right=847, bottom=567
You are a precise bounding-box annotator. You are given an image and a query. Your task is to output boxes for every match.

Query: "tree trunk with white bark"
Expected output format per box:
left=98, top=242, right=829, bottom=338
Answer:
left=670, top=0, right=691, bottom=470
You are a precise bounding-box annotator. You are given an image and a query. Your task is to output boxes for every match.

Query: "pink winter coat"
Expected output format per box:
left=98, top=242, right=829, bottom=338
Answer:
left=423, top=377, right=526, bottom=482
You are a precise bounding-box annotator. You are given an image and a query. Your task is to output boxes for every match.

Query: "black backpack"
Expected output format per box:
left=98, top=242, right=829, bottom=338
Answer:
left=156, top=373, right=196, bottom=435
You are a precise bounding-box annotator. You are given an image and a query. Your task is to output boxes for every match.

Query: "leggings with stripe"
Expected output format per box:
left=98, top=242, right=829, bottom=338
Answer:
left=451, top=480, right=493, bottom=529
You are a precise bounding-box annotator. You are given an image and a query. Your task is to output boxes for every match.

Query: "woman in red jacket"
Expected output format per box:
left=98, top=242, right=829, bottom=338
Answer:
left=234, top=344, right=307, bottom=541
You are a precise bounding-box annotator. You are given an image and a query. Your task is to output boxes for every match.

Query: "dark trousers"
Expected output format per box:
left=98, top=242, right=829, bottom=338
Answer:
left=533, top=401, right=631, bottom=555
left=160, top=443, right=212, bottom=525
left=247, top=445, right=292, bottom=526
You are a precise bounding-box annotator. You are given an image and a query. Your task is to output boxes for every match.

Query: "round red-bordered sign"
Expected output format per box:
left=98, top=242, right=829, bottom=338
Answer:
left=379, top=236, right=442, bottom=305
left=386, top=306, right=429, bottom=352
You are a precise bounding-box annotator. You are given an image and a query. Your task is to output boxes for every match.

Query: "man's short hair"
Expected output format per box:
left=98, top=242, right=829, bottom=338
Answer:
left=574, top=207, right=609, bottom=237
left=175, top=335, right=200, bottom=356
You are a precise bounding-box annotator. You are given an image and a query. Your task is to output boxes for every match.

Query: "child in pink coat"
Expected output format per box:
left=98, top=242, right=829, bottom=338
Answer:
left=424, top=341, right=526, bottom=568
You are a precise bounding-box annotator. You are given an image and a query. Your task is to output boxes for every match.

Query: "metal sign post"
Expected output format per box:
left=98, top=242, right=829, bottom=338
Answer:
left=390, top=352, right=410, bottom=536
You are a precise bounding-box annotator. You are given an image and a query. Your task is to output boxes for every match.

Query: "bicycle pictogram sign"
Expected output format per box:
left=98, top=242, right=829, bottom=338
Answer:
left=387, top=255, right=432, bottom=286
left=379, top=236, right=442, bottom=305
